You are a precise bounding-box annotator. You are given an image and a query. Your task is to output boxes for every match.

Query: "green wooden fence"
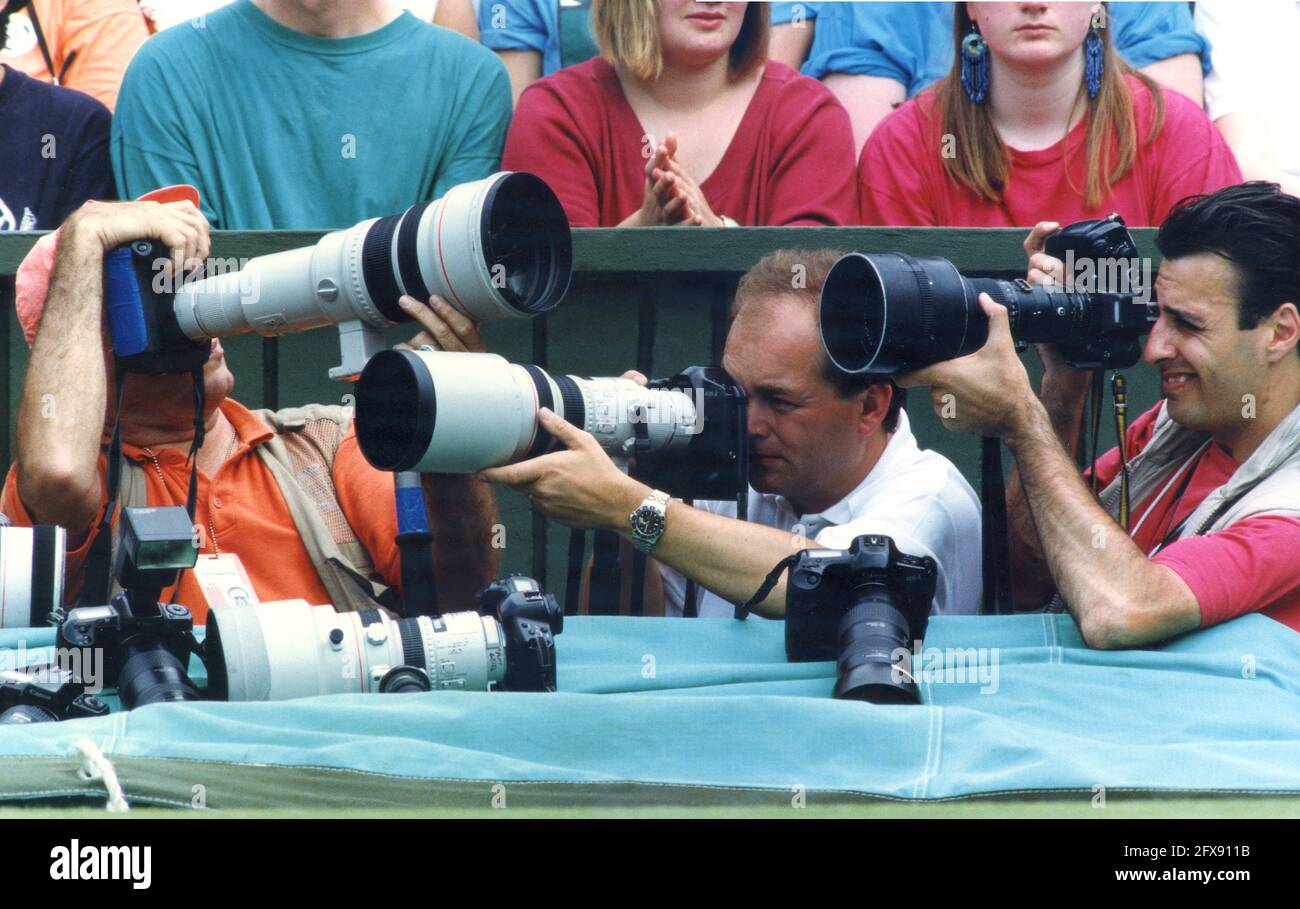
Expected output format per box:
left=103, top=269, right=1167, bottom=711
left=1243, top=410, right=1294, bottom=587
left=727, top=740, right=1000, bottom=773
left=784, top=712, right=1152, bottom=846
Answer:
left=1, top=227, right=1165, bottom=600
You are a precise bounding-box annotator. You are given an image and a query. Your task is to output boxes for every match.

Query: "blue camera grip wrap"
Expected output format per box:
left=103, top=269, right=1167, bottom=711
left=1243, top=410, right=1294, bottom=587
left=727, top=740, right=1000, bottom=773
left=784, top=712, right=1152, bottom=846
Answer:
left=104, top=245, right=149, bottom=358
left=395, top=484, right=432, bottom=535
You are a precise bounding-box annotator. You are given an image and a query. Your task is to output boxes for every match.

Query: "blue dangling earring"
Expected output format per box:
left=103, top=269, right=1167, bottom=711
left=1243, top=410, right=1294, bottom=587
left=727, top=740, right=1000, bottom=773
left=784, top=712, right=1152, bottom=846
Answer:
left=961, top=25, right=990, bottom=104
left=1084, top=26, right=1104, bottom=98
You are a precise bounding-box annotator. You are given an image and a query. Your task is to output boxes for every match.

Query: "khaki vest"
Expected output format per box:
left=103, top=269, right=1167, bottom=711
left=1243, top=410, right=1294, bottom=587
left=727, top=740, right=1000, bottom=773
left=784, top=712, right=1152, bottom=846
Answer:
left=1048, top=400, right=1300, bottom=611
left=116, top=404, right=392, bottom=613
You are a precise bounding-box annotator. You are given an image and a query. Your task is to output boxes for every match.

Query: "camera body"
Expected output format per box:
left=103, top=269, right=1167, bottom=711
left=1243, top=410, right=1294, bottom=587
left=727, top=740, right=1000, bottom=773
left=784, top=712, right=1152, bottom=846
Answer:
left=633, top=366, right=748, bottom=501
left=1040, top=214, right=1151, bottom=370
left=104, top=242, right=212, bottom=375
left=58, top=507, right=202, bottom=709
left=476, top=574, right=565, bottom=692
left=0, top=667, right=110, bottom=724
left=785, top=535, right=937, bottom=704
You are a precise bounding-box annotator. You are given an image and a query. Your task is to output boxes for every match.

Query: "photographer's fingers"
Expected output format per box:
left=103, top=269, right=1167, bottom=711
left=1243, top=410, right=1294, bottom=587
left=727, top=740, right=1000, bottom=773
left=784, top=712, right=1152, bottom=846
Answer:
left=536, top=406, right=596, bottom=452
left=1024, top=221, right=1060, bottom=257
left=397, top=295, right=483, bottom=353
left=620, top=370, right=648, bottom=386
left=479, top=460, right=543, bottom=489
left=1027, top=252, right=1065, bottom=286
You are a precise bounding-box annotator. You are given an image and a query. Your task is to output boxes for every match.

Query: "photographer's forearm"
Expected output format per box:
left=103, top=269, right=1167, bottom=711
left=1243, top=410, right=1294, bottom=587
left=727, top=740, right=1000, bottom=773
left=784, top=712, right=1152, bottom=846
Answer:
left=637, top=501, right=812, bottom=618
left=1007, top=369, right=1091, bottom=607
left=423, top=473, right=500, bottom=609
left=15, top=227, right=108, bottom=535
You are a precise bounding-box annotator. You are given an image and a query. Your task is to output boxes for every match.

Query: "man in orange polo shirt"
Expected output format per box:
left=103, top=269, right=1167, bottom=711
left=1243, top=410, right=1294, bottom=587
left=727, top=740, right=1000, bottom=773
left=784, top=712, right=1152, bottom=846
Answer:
left=2, top=197, right=499, bottom=624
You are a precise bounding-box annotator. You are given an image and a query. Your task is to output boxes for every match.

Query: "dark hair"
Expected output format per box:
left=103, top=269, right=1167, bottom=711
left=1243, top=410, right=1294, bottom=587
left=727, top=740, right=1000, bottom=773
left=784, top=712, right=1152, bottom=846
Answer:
left=731, top=248, right=906, bottom=432
left=1157, top=182, right=1300, bottom=346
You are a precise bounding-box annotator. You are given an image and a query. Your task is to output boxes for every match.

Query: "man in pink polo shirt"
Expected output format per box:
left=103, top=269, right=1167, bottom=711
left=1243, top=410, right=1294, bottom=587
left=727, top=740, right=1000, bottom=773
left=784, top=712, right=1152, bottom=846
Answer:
left=901, top=182, right=1300, bottom=648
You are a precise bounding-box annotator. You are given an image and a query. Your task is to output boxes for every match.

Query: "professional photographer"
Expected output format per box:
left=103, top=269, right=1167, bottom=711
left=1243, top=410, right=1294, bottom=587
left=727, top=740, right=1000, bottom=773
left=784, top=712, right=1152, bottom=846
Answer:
left=482, top=248, right=982, bottom=618
left=2, top=198, right=499, bottom=623
left=899, top=183, right=1300, bottom=647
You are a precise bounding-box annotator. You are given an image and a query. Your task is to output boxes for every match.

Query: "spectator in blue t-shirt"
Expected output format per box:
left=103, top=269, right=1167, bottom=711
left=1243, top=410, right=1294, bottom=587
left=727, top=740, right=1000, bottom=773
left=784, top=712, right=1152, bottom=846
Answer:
left=0, top=63, right=113, bottom=231
left=769, top=1, right=818, bottom=70
left=478, top=0, right=598, bottom=105
left=784, top=1, right=1209, bottom=156
left=112, top=0, right=511, bottom=229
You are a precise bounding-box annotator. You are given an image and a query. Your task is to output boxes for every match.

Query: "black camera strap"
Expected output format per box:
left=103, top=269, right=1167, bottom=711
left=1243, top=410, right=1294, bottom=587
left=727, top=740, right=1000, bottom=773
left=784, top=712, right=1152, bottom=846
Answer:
left=1088, top=369, right=1105, bottom=494
left=564, top=528, right=585, bottom=616
left=735, top=552, right=800, bottom=621
left=183, top=365, right=206, bottom=519
left=83, top=368, right=205, bottom=606
left=980, top=436, right=1014, bottom=615
left=82, top=370, right=128, bottom=606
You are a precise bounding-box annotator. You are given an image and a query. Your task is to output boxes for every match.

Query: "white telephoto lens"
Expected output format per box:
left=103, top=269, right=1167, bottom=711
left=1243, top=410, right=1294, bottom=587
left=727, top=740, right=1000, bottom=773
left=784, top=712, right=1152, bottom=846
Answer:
left=355, top=350, right=702, bottom=473
left=172, top=172, right=571, bottom=343
left=0, top=526, right=66, bottom=629
left=206, top=600, right=508, bottom=701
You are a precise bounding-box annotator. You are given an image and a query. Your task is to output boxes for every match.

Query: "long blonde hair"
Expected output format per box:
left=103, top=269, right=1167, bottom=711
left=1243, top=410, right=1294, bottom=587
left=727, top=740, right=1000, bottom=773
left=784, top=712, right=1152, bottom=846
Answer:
left=591, top=0, right=769, bottom=82
left=936, top=4, right=1165, bottom=209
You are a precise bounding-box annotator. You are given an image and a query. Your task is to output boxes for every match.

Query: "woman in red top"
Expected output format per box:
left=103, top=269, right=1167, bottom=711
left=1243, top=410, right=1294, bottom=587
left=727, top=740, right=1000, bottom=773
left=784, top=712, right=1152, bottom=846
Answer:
left=501, top=0, right=857, bottom=227
left=859, top=3, right=1241, bottom=227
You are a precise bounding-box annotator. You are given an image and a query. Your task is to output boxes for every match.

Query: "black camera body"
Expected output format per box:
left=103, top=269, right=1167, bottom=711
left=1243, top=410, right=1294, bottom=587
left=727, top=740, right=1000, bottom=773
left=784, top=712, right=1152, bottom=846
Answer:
left=632, top=366, right=748, bottom=501
left=785, top=535, right=937, bottom=704
left=58, top=507, right=202, bottom=709
left=476, top=574, right=564, bottom=692
left=0, top=667, right=110, bottom=724
left=1040, top=214, right=1154, bottom=370
left=104, top=241, right=210, bottom=375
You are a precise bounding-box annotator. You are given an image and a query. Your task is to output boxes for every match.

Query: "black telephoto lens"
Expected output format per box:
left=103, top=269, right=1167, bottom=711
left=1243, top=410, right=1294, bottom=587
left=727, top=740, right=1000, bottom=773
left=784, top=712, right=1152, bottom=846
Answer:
left=834, top=584, right=919, bottom=704
left=819, top=250, right=1153, bottom=375
left=116, top=640, right=200, bottom=708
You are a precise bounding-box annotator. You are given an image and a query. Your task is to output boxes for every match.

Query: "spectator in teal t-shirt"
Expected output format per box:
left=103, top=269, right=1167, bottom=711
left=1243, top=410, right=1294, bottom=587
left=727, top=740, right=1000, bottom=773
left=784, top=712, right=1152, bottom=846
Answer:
left=111, top=0, right=512, bottom=229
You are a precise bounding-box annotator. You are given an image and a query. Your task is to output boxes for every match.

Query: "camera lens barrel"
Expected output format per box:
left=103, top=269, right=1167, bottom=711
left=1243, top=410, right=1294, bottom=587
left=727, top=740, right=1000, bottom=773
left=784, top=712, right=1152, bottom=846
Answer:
left=833, top=586, right=920, bottom=704
left=116, top=640, right=201, bottom=709
left=0, top=525, right=66, bottom=629
left=173, top=172, right=571, bottom=343
left=355, top=349, right=699, bottom=474
left=205, top=599, right=509, bottom=701
left=0, top=704, right=61, bottom=724
left=819, top=250, right=1134, bottom=376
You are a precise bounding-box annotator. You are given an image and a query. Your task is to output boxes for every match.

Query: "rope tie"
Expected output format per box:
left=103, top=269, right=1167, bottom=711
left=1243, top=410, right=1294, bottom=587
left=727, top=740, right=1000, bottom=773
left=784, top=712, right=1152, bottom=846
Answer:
left=73, top=738, right=130, bottom=813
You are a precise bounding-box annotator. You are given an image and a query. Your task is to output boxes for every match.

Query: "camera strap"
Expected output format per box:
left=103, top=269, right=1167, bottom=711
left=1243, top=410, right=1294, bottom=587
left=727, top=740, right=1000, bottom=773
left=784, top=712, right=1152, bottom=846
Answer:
left=82, top=370, right=128, bottom=606
left=83, top=368, right=205, bottom=606
left=1088, top=369, right=1104, bottom=493
left=735, top=553, right=800, bottom=621
left=980, top=436, right=1014, bottom=615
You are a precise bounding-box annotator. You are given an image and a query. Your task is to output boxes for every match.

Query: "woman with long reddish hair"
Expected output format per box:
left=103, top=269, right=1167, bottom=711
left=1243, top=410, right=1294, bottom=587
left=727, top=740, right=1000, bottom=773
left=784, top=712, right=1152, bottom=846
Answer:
left=859, top=2, right=1241, bottom=227
left=502, top=0, right=856, bottom=227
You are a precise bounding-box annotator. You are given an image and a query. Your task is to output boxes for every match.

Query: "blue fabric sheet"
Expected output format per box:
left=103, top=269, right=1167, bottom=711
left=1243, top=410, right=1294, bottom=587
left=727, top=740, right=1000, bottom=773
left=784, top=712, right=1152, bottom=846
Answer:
left=2, top=614, right=1298, bottom=799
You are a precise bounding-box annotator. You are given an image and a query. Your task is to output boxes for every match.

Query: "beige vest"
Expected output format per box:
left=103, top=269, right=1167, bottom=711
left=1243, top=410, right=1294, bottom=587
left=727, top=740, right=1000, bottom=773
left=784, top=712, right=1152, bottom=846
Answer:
left=1047, top=400, right=1300, bottom=611
left=116, top=404, right=392, bottom=613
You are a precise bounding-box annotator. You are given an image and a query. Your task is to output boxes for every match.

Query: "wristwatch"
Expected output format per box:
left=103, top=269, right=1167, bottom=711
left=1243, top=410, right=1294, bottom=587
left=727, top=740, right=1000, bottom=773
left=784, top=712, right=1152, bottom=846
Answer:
left=630, top=490, right=670, bottom=554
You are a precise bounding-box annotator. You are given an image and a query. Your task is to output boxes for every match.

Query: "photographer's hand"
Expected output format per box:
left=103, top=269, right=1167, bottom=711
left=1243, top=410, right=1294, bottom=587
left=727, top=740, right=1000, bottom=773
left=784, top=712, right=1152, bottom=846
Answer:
left=394, top=293, right=486, bottom=353
left=897, top=293, right=1036, bottom=438
left=480, top=408, right=646, bottom=531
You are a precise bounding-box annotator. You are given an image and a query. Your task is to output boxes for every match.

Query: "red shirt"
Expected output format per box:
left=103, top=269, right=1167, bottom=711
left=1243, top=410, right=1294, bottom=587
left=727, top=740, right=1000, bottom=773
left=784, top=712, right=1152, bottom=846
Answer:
left=502, top=58, right=858, bottom=227
left=859, top=78, right=1242, bottom=227
left=1, top=399, right=401, bottom=625
left=1088, top=402, right=1300, bottom=633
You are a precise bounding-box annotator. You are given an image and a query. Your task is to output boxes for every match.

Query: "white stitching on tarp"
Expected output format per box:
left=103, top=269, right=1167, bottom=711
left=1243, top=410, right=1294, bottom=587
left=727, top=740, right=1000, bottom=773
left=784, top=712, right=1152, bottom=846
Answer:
left=72, top=738, right=130, bottom=813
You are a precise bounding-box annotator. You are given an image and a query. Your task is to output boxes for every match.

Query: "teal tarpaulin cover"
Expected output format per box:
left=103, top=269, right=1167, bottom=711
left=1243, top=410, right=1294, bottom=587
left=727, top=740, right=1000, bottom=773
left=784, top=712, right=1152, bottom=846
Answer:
left=1, top=613, right=1298, bottom=805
